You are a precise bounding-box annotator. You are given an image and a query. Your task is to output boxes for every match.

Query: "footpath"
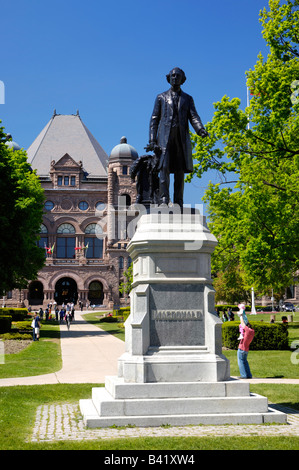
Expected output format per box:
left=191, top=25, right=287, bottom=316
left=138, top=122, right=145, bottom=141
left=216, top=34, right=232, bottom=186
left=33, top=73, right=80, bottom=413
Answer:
left=0, top=311, right=299, bottom=442
left=0, top=310, right=125, bottom=387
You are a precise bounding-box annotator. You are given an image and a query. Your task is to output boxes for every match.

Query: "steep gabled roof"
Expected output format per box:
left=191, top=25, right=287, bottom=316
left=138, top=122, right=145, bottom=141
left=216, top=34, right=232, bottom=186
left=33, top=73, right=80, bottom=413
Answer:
left=27, top=113, right=108, bottom=178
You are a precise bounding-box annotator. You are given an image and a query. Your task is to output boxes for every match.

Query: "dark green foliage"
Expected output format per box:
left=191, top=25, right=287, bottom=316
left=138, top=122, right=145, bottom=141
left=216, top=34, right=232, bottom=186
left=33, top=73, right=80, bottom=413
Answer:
left=222, top=321, right=289, bottom=350
left=0, top=315, right=12, bottom=333
left=0, top=124, right=45, bottom=293
left=112, top=307, right=130, bottom=321
left=0, top=308, right=30, bottom=321
left=98, top=316, right=118, bottom=323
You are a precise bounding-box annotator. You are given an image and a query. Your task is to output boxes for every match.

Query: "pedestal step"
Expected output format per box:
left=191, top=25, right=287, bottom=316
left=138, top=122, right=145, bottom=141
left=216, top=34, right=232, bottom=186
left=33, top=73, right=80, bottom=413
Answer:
left=79, top=376, right=287, bottom=428
left=79, top=398, right=287, bottom=428
left=105, top=376, right=250, bottom=399
left=91, top=387, right=269, bottom=417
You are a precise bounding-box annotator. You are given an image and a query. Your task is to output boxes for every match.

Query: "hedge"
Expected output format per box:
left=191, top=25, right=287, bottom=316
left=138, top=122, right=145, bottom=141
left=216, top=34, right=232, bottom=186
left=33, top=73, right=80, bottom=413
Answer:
left=0, top=308, right=29, bottom=321
left=222, top=321, right=289, bottom=350
left=12, top=321, right=33, bottom=331
left=98, top=316, right=118, bottom=323
left=112, top=307, right=130, bottom=321
left=216, top=304, right=255, bottom=312
left=0, top=316, right=12, bottom=334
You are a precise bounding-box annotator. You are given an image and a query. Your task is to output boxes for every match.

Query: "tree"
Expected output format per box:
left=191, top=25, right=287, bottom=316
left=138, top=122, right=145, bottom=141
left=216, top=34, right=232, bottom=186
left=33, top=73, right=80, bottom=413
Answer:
left=188, top=0, right=299, bottom=298
left=119, top=264, right=133, bottom=296
left=0, top=124, right=45, bottom=294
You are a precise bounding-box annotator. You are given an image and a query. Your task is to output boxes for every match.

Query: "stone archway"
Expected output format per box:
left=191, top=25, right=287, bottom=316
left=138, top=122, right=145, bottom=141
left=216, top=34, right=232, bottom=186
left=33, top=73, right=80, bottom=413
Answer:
left=28, top=281, right=44, bottom=305
left=54, top=277, right=78, bottom=305
left=88, top=281, right=104, bottom=305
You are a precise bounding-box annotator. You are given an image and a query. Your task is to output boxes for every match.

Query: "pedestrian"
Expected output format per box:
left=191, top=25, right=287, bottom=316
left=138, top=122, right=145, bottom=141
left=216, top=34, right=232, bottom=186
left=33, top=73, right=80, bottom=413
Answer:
left=237, top=315, right=255, bottom=379
left=227, top=308, right=234, bottom=321
left=222, top=312, right=228, bottom=322
left=55, top=306, right=59, bottom=321
left=31, top=312, right=41, bottom=341
left=45, top=308, right=49, bottom=321
left=65, top=311, right=71, bottom=330
left=59, top=308, right=65, bottom=324
left=39, top=307, right=44, bottom=320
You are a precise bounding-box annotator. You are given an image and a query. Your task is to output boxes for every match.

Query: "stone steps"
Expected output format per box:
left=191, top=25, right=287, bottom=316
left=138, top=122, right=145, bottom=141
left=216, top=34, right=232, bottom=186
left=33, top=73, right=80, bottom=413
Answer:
left=79, top=376, right=287, bottom=428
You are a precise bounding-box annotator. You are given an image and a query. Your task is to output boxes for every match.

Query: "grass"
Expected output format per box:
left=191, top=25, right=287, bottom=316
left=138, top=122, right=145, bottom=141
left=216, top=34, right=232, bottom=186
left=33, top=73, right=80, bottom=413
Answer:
left=83, top=312, right=125, bottom=341
left=223, top=349, right=299, bottom=378
left=0, top=383, right=298, bottom=450
left=0, top=311, right=298, bottom=450
left=0, top=321, right=61, bottom=378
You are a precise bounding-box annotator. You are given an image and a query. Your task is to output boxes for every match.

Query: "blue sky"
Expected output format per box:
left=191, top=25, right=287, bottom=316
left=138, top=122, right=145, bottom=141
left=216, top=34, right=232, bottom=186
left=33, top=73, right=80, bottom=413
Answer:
left=1, top=0, right=270, bottom=211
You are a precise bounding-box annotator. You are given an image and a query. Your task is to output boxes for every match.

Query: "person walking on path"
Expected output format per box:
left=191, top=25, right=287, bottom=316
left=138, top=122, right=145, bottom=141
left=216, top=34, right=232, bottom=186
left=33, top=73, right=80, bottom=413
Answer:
left=65, top=311, right=71, bottom=330
left=237, top=315, right=255, bottom=379
left=31, top=312, right=41, bottom=341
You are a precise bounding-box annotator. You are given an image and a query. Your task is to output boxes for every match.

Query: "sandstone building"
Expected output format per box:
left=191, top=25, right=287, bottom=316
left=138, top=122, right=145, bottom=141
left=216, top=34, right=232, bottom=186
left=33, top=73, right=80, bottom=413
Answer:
left=6, top=111, right=138, bottom=309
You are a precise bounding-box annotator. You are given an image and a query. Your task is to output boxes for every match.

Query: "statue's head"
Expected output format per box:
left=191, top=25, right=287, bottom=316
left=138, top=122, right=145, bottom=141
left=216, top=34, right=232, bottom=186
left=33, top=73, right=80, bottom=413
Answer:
left=166, top=67, right=186, bottom=85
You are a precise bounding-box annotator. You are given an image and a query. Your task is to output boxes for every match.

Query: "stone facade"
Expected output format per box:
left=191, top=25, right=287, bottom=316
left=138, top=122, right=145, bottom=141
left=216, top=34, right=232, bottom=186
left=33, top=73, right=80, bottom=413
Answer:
left=4, top=113, right=138, bottom=309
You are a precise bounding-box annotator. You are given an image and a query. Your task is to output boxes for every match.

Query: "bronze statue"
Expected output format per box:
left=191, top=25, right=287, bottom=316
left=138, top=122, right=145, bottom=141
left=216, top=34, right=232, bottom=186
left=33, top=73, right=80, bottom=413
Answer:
left=130, top=149, right=160, bottom=207
left=146, top=67, right=208, bottom=208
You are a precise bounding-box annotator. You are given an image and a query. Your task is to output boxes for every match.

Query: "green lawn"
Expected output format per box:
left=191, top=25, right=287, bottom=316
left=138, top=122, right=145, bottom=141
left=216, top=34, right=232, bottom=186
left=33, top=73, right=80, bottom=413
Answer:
left=0, top=312, right=298, bottom=450
left=83, top=312, right=125, bottom=341
left=0, top=321, right=61, bottom=378
left=0, top=383, right=298, bottom=450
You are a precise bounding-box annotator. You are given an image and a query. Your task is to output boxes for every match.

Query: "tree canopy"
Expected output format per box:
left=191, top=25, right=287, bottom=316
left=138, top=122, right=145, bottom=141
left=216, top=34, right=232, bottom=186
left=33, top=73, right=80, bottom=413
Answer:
left=0, top=124, right=45, bottom=294
left=188, top=0, right=299, bottom=300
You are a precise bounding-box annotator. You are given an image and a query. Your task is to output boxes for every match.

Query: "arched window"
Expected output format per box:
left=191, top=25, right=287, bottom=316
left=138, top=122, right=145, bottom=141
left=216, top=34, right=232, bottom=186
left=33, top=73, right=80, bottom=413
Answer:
left=57, top=223, right=76, bottom=234
left=119, top=256, right=124, bottom=269
left=118, top=194, right=131, bottom=207
left=84, top=224, right=103, bottom=258
left=57, top=223, right=76, bottom=258
left=40, top=224, right=48, bottom=233
left=38, top=224, right=48, bottom=253
left=84, top=223, right=103, bottom=235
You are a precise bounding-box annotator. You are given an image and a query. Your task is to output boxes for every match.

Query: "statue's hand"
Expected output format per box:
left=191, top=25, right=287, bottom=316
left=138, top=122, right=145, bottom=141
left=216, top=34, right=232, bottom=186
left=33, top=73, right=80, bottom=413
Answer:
left=145, top=142, right=156, bottom=152
left=198, top=129, right=209, bottom=138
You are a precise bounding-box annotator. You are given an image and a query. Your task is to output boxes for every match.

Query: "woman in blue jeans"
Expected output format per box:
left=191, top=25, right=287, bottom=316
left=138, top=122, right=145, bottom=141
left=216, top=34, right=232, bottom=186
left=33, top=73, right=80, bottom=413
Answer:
left=237, top=315, right=255, bottom=378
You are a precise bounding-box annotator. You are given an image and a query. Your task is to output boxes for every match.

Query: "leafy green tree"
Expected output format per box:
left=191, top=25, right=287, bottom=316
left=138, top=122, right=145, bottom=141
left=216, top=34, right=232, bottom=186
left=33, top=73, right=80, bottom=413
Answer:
left=0, top=124, right=45, bottom=294
left=188, top=0, right=299, bottom=298
left=119, top=264, right=133, bottom=296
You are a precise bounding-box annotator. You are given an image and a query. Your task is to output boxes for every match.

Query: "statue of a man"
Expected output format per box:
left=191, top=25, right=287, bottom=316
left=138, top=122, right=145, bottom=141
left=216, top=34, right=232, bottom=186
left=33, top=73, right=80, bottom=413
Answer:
left=147, top=67, right=208, bottom=208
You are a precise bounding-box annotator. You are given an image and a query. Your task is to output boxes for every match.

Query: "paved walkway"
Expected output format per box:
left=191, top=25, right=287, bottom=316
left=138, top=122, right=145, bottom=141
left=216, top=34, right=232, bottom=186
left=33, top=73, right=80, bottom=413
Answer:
left=1, top=311, right=299, bottom=442
left=0, top=311, right=125, bottom=387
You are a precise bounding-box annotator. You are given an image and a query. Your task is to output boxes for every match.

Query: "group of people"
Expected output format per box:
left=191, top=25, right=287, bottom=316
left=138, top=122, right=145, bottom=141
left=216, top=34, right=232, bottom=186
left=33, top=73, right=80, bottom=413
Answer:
left=36, top=302, right=75, bottom=323
left=31, top=302, right=76, bottom=339
left=220, top=308, right=235, bottom=322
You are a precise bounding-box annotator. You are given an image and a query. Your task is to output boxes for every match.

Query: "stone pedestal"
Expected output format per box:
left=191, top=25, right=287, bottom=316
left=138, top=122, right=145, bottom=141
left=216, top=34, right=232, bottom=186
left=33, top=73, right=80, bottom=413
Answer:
left=80, top=211, right=286, bottom=427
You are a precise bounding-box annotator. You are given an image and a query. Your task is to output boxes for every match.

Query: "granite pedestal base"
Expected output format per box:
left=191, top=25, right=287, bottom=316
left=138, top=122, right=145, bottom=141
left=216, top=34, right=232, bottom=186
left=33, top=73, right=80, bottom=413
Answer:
left=80, top=377, right=287, bottom=427
left=80, top=211, right=287, bottom=427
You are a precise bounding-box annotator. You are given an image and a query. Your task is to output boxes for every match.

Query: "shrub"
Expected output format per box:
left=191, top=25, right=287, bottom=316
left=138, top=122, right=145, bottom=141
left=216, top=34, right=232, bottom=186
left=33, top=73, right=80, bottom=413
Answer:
left=12, top=321, right=33, bottom=331
left=0, top=315, right=12, bottom=333
left=113, top=307, right=130, bottom=321
left=0, top=308, right=29, bottom=321
left=216, top=304, right=253, bottom=313
left=99, top=316, right=118, bottom=323
left=1, top=332, right=32, bottom=340
left=222, top=321, right=289, bottom=350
